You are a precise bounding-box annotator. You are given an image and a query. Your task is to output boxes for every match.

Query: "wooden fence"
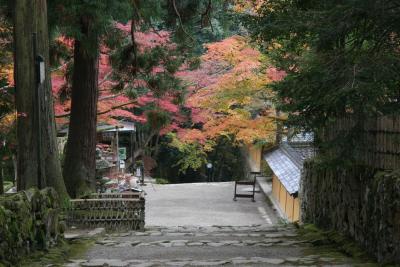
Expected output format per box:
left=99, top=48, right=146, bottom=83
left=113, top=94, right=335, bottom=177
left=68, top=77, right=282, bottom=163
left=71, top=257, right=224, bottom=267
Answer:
left=324, top=115, right=400, bottom=170
left=66, top=192, right=145, bottom=231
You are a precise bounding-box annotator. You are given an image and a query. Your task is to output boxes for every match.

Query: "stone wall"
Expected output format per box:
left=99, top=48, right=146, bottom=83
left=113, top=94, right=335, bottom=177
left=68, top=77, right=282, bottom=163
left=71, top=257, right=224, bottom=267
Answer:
left=0, top=188, right=62, bottom=265
left=300, top=162, right=400, bottom=264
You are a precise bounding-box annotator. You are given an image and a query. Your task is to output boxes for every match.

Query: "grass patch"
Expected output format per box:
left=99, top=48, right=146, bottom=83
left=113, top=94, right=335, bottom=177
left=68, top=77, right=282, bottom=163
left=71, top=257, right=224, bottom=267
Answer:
left=18, top=238, right=95, bottom=267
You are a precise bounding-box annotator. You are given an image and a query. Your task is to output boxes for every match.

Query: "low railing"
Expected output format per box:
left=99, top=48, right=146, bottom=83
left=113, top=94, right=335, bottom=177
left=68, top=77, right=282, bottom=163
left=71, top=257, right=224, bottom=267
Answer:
left=66, top=192, right=145, bottom=231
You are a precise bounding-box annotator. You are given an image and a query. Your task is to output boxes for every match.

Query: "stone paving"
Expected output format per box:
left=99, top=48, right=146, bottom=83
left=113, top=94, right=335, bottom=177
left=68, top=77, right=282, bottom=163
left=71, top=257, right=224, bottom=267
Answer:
left=63, top=182, right=374, bottom=267
left=65, top=225, right=364, bottom=266
left=144, top=182, right=279, bottom=226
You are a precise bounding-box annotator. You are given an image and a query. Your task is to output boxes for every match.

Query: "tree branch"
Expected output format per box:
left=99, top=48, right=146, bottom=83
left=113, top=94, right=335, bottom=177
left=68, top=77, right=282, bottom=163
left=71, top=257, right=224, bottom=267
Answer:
left=50, top=59, right=72, bottom=72
left=98, top=71, right=113, bottom=86
left=97, top=100, right=137, bottom=116
left=201, top=0, right=213, bottom=31
left=55, top=100, right=137, bottom=118
left=172, top=0, right=195, bottom=42
left=98, top=92, right=123, bottom=101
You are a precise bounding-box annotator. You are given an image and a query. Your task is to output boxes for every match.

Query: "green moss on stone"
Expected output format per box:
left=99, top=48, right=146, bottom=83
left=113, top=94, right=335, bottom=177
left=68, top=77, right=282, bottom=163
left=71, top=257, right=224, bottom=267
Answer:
left=19, top=238, right=95, bottom=267
left=298, top=224, right=375, bottom=264
left=0, top=188, right=63, bottom=265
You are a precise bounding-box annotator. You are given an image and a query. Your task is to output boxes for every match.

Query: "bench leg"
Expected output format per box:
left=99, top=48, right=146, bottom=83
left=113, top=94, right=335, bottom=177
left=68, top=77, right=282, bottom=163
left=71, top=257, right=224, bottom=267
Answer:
left=233, top=182, right=237, bottom=201
left=252, top=181, right=256, bottom=202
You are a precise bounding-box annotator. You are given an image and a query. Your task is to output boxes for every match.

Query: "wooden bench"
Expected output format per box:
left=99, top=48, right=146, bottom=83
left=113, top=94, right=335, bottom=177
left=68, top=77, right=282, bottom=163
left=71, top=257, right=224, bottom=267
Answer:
left=66, top=192, right=145, bottom=231
left=233, top=171, right=261, bottom=202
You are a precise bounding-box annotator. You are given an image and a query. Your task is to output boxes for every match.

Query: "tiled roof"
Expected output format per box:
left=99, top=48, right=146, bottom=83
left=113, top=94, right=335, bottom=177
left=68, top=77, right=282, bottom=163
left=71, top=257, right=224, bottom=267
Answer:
left=264, top=148, right=301, bottom=194
left=58, top=121, right=136, bottom=134
left=264, top=141, right=315, bottom=194
left=282, top=132, right=314, bottom=143
left=281, top=142, right=315, bottom=169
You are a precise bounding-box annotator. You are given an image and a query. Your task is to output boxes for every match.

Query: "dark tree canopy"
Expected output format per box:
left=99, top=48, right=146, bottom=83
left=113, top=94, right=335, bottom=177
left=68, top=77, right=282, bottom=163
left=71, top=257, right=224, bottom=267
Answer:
left=245, top=0, right=400, bottom=132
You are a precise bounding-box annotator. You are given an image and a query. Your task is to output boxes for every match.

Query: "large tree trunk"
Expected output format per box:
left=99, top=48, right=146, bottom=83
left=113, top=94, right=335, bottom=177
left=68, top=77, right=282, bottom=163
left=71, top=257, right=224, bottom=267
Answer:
left=0, top=167, right=3, bottom=194
left=63, top=18, right=99, bottom=198
left=14, top=0, right=68, bottom=198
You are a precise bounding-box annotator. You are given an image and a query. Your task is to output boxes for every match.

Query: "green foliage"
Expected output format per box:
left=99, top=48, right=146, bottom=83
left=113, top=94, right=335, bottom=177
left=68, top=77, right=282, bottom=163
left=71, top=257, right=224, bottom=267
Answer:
left=155, top=134, right=246, bottom=183
left=109, top=30, right=186, bottom=104
left=49, top=38, right=72, bottom=67
left=49, top=0, right=132, bottom=42
left=245, top=0, right=400, bottom=137
left=168, top=133, right=207, bottom=174
left=206, top=135, right=246, bottom=181
left=155, top=178, right=169, bottom=184
left=146, top=110, right=171, bottom=131
left=164, top=0, right=244, bottom=55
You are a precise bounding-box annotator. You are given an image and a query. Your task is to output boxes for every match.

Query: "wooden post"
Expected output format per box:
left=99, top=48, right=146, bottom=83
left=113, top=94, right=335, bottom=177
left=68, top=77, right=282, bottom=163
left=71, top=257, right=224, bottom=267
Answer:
left=116, top=126, right=120, bottom=173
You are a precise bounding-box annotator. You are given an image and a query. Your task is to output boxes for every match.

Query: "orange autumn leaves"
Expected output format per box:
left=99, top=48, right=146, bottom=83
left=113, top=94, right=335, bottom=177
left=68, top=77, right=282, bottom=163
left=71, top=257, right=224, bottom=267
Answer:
left=0, top=19, right=15, bottom=135
left=178, top=35, right=278, bottom=146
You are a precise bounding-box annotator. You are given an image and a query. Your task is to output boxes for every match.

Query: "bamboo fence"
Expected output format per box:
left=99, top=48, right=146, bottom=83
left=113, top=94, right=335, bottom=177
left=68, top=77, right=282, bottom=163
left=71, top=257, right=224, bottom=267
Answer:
left=324, top=115, right=400, bottom=170
left=66, top=192, right=145, bottom=231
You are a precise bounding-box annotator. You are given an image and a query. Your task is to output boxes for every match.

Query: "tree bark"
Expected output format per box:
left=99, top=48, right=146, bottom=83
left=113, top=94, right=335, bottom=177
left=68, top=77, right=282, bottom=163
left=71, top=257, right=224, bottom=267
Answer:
left=0, top=167, right=3, bottom=194
left=14, top=0, right=36, bottom=190
left=63, top=18, right=99, bottom=198
left=14, top=0, right=68, bottom=198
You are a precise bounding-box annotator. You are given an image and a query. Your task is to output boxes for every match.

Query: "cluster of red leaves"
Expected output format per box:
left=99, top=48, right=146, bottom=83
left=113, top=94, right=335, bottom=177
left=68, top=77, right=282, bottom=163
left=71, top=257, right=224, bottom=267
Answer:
left=51, top=27, right=284, bottom=146
left=52, top=23, right=182, bottom=129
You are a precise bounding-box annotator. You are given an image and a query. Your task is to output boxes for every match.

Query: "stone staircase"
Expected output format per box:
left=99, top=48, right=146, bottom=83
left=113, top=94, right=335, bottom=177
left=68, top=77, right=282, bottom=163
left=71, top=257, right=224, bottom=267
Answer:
left=65, top=224, right=369, bottom=267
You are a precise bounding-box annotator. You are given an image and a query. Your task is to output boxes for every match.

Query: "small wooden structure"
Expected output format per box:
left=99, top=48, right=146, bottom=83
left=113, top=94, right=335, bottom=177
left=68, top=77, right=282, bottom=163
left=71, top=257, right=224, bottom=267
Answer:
left=271, top=174, right=300, bottom=222
left=66, top=192, right=145, bottom=231
left=233, top=171, right=260, bottom=202
left=264, top=137, right=314, bottom=222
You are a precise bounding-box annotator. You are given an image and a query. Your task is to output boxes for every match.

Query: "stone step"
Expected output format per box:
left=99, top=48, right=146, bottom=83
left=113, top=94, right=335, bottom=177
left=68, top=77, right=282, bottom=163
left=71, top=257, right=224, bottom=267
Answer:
left=94, top=237, right=306, bottom=248
left=66, top=255, right=348, bottom=267
left=134, top=225, right=297, bottom=235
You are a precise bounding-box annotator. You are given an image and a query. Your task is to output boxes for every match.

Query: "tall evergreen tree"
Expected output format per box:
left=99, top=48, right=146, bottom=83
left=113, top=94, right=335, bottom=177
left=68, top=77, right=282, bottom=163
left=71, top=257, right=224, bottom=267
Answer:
left=49, top=1, right=131, bottom=197
left=13, top=0, right=68, bottom=197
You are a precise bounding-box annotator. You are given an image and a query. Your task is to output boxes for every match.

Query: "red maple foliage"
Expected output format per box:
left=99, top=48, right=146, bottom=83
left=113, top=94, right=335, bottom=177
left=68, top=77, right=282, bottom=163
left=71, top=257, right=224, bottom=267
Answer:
left=52, top=23, right=184, bottom=130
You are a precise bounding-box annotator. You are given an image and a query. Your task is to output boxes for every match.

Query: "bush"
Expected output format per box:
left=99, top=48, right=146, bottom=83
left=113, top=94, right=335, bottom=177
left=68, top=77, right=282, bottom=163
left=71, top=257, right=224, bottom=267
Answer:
left=155, top=178, right=169, bottom=184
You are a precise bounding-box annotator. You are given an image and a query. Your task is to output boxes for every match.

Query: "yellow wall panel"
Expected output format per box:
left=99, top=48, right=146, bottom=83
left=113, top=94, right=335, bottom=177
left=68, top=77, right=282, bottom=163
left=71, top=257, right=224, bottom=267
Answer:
left=271, top=174, right=299, bottom=222
left=285, top=192, right=294, bottom=222
left=272, top=175, right=280, bottom=200
left=279, top=184, right=287, bottom=212
left=293, top=197, right=300, bottom=222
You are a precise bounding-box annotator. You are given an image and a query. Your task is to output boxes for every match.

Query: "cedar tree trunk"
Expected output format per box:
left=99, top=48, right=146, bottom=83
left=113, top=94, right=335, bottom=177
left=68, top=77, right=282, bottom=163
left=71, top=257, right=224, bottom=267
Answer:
left=14, top=0, right=68, bottom=198
left=0, top=167, right=3, bottom=194
left=63, top=18, right=99, bottom=198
